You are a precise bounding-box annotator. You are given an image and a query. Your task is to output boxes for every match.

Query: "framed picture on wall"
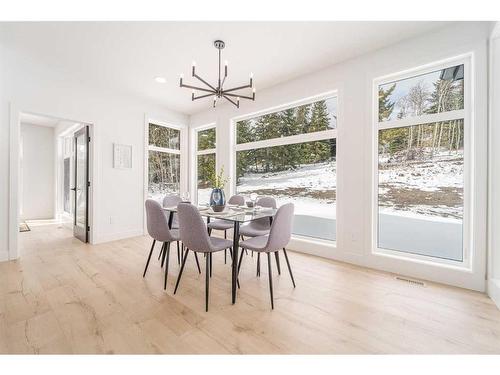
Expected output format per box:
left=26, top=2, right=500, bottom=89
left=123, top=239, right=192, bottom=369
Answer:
left=113, top=143, right=132, bottom=169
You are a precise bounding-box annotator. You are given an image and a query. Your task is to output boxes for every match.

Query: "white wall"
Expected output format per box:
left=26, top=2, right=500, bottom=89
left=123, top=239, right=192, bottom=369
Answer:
left=20, top=123, right=55, bottom=220
left=488, top=22, right=500, bottom=308
left=190, top=22, right=490, bottom=291
left=0, top=40, right=9, bottom=261
left=0, top=29, right=189, bottom=260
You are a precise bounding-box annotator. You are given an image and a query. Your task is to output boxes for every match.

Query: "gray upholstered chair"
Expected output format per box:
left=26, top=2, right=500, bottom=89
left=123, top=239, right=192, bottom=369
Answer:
left=207, top=194, right=245, bottom=263
left=239, top=203, right=295, bottom=309
left=239, top=196, right=279, bottom=275
left=144, top=199, right=199, bottom=291
left=161, top=194, right=182, bottom=264
left=174, top=202, right=234, bottom=312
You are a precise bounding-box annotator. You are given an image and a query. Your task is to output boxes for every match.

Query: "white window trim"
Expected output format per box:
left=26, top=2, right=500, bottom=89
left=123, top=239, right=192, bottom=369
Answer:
left=371, top=54, right=473, bottom=270
left=231, top=90, right=338, bottom=243
left=235, top=129, right=337, bottom=152
left=148, top=145, right=181, bottom=155
left=192, top=124, right=217, bottom=205
left=143, top=117, right=188, bottom=214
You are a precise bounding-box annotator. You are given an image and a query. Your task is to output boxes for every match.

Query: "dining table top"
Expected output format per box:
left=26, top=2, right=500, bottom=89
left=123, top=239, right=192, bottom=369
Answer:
left=163, top=204, right=277, bottom=223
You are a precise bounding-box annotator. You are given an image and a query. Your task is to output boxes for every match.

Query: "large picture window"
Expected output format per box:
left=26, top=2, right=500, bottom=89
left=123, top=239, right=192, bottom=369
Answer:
left=147, top=122, right=181, bottom=200
left=235, top=96, right=337, bottom=241
left=195, top=126, right=216, bottom=204
left=375, top=61, right=467, bottom=262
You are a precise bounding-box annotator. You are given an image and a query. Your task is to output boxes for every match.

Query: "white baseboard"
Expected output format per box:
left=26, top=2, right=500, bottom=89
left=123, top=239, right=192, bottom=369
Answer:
left=0, top=250, right=10, bottom=262
left=93, top=229, right=145, bottom=244
left=287, top=236, right=484, bottom=292
left=488, top=278, right=500, bottom=310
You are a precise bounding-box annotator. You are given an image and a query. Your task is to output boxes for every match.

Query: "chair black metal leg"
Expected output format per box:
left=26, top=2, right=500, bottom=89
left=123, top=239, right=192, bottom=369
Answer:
left=237, top=248, right=245, bottom=275
left=236, top=248, right=245, bottom=289
left=174, top=249, right=189, bottom=294
left=224, top=230, right=227, bottom=239
left=205, top=252, right=210, bottom=312
left=257, top=253, right=261, bottom=277
left=143, top=239, right=156, bottom=277
left=157, top=243, right=163, bottom=260
left=267, top=253, right=274, bottom=309
left=231, top=222, right=240, bottom=304
left=274, top=251, right=281, bottom=275
left=163, top=243, right=171, bottom=290
left=160, top=242, right=167, bottom=268
left=282, top=248, right=296, bottom=288
left=235, top=248, right=241, bottom=289
left=208, top=228, right=212, bottom=236
left=177, top=241, right=180, bottom=265
left=209, top=252, right=213, bottom=278
left=193, top=251, right=201, bottom=274
left=240, top=236, right=248, bottom=255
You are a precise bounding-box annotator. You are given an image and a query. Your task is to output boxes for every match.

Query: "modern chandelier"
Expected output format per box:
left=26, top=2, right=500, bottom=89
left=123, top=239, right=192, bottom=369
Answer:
left=179, top=40, right=255, bottom=108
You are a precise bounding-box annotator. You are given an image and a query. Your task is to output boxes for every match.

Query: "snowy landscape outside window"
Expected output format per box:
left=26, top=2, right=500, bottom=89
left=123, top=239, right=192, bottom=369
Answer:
left=235, top=96, right=337, bottom=241
left=196, top=126, right=216, bottom=204
left=376, top=62, right=466, bottom=261
left=148, top=123, right=181, bottom=200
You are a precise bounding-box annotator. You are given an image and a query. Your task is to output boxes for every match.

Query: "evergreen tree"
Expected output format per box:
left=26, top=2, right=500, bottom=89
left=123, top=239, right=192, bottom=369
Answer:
left=308, top=101, right=331, bottom=163
left=236, top=120, right=255, bottom=181
left=378, top=83, right=396, bottom=121
left=279, top=108, right=300, bottom=170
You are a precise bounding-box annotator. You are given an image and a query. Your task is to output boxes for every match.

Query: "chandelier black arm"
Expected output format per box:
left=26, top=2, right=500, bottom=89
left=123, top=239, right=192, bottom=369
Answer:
left=222, top=82, right=253, bottom=93
left=223, top=95, right=239, bottom=108
left=222, top=92, right=255, bottom=100
left=180, top=82, right=216, bottom=94
left=192, top=92, right=214, bottom=101
left=193, top=73, right=218, bottom=92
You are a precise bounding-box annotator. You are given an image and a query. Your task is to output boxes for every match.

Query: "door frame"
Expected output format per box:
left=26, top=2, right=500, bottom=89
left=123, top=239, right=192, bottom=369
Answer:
left=8, top=104, right=96, bottom=260
left=73, top=125, right=90, bottom=243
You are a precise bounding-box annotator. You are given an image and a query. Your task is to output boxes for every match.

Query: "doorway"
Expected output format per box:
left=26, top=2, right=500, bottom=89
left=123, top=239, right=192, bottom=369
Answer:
left=9, top=110, right=94, bottom=260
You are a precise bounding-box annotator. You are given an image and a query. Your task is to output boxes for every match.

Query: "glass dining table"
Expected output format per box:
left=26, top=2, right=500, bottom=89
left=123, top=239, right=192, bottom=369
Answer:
left=163, top=204, right=277, bottom=304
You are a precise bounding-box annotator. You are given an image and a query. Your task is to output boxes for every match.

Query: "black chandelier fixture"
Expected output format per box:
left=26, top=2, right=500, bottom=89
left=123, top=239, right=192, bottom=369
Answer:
left=179, top=40, right=255, bottom=108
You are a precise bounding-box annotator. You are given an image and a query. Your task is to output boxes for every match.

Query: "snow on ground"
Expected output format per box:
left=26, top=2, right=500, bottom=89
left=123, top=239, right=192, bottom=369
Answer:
left=378, top=150, right=463, bottom=220
left=235, top=151, right=463, bottom=223
left=238, top=162, right=336, bottom=192
left=378, top=150, right=463, bottom=192
left=237, top=161, right=336, bottom=219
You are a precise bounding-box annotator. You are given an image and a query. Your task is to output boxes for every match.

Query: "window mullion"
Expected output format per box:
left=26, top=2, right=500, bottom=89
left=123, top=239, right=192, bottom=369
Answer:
left=236, top=129, right=337, bottom=152
left=148, top=145, right=181, bottom=154
left=377, top=109, right=465, bottom=130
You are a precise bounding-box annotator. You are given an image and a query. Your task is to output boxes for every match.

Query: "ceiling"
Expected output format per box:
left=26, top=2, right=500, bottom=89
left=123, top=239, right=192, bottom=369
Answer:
left=20, top=112, right=80, bottom=130
left=3, top=22, right=453, bottom=115
left=20, top=113, right=60, bottom=128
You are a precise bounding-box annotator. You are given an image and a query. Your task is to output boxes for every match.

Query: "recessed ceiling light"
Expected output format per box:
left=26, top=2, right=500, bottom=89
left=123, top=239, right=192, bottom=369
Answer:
left=155, top=76, right=166, bottom=83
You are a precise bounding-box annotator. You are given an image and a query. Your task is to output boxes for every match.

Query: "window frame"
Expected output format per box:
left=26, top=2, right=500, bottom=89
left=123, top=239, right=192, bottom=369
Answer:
left=144, top=118, right=187, bottom=206
left=371, top=54, right=473, bottom=269
left=231, top=90, right=338, bottom=242
left=193, top=123, right=217, bottom=205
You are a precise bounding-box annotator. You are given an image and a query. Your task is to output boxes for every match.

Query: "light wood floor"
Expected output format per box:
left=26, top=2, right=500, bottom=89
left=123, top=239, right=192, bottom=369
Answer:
left=1, top=223, right=500, bottom=354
